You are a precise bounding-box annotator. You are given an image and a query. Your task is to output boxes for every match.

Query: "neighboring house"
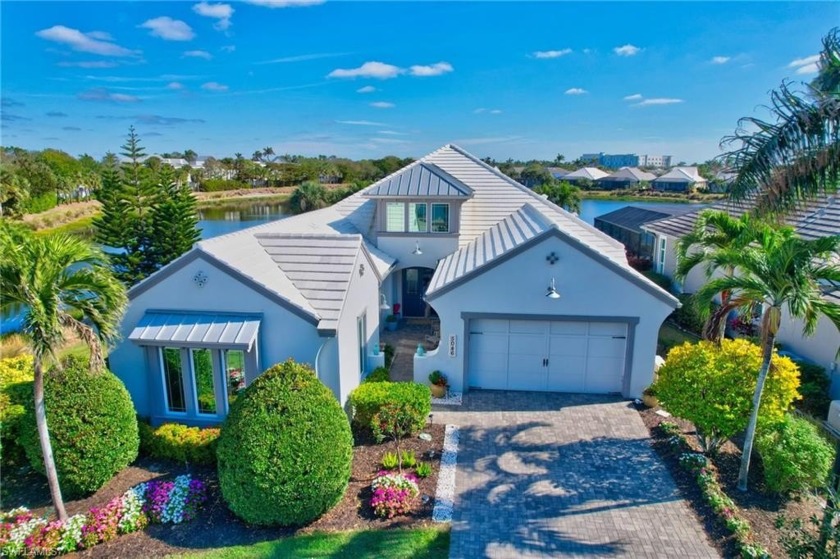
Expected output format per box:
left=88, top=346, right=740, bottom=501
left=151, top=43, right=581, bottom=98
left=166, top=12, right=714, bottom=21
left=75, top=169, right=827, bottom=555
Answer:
left=594, top=205, right=695, bottom=259
left=579, top=153, right=673, bottom=168
left=110, top=144, right=679, bottom=426
left=564, top=167, right=610, bottom=183
left=651, top=167, right=708, bottom=192
left=597, top=167, right=657, bottom=190
left=642, top=196, right=840, bottom=396
left=547, top=167, right=571, bottom=181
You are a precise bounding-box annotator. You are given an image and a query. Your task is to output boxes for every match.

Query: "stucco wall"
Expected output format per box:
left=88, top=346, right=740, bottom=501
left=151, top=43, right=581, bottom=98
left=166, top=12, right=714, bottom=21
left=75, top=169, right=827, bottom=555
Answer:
left=653, top=232, right=707, bottom=294
left=334, top=250, right=383, bottom=404
left=778, top=309, right=840, bottom=398
left=109, top=252, right=323, bottom=418
left=415, top=234, right=675, bottom=397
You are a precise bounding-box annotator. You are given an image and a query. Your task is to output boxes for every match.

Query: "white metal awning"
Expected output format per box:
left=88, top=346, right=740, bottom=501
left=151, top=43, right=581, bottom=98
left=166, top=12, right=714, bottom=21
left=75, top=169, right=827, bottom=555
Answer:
left=128, top=311, right=261, bottom=350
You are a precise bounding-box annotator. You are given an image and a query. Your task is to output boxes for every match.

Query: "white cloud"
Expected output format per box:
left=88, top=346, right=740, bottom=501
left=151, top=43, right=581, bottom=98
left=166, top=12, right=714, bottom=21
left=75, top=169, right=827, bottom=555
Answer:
left=371, top=137, right=409, bottom=144
left=490, top=109, right=502, bottom=114
left=614, top=44, right=641, bottom=57
left=184, top=50, right=213, bottom=60
left=221, top=45, right=236, bottom=53
left=85, top=31, right=113, bottom=41
left=474, top=107, right=502, bottom=114
left=57, top=60, right=120, bottom=68
left=634, top=98, right=684, bottom=107
left=370, top=101, right=395, bottom=109
left=140, top=17, right=195, bottom=41
left=193, top=2, right=234, bottom=31
left=565, top=88, right=588, bottom=95
left=623, top=93, right=643, bottom=101
left=201, top=81, right=228, bottom=91
left=789, top=54, right=820, bottom=75
left=328, top=61, right=402, bottom=79
left=167, top=82, right=184, bottom=90
left=711, top=56, right=730, bottom=64
left=378, top=130, right=407, bottom=135
left=453, top=135, right=523, bottom=145
left=357, top=85, right=376, bottom=93
left=78, top=87, right=139, bottom=103
left=244, top=0, right=324, bottom=7
left=532, top=49, right=572, bottom=59
left=35, top=25, right=139, bottom=57
left=258, top=52, right=347, bottom=64
left=336, top=120, right=384, bottom=126
left=409, top=62, right=453, bottom=77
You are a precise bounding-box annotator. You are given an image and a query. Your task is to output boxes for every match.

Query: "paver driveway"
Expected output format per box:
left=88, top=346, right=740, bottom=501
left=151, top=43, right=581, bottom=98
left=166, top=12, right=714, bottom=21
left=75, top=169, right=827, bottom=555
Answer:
left=432, top=391, right=719, bottom=559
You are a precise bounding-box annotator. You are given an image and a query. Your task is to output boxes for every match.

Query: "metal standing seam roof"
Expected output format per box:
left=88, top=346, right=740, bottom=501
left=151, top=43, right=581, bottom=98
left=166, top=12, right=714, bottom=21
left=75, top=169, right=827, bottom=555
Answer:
left=427, top=204, right=552, bottom=296
left=594, top=206, right=675, bottom=233
left=129, top=311, right=261, bottom=349
left=653, top=167, right=707, bottom=184
left=599, top=167, right=657, bottom=183
left=642, top=195, right=840, bottom=239
left=564, top=167, right=611, bottom=181
left=363, top=162, right=473, bottom=198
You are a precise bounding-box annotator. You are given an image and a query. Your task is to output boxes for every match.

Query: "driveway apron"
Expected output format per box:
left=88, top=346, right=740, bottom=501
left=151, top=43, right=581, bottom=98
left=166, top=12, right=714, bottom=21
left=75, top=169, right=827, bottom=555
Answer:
left=432, top=391, right=719, bottom=559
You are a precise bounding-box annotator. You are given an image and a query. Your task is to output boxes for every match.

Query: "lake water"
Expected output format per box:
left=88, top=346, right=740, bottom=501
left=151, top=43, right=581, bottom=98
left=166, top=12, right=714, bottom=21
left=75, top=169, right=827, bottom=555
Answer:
left=0, top=197, right=702, bottom=334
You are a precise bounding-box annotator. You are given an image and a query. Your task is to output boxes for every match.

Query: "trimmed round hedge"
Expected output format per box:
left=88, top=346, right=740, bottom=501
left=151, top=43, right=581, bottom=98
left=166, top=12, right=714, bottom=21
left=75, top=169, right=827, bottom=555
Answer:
left=217, top=359, right=353, bottom=526
left=20, top=356, right=139, bottom=497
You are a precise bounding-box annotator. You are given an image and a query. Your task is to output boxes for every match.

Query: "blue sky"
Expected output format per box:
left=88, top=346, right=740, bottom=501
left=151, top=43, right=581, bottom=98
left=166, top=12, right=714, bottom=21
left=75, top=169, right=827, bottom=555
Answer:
left=1, top=1, right=837, bottom=163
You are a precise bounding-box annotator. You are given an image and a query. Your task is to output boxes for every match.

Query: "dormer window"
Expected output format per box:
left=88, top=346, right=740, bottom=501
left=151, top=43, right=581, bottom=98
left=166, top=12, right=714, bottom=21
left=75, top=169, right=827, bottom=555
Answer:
left=386, top=202, right=405, bottom=232
left=431, top=203, right=449, bottom=233
left=409, top=203, right=427, bottom=232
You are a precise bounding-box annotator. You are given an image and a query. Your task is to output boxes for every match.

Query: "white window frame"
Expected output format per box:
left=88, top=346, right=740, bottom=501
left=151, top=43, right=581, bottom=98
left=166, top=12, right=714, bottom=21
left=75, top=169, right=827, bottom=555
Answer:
left=222, top=348, right=246, bottom=416
left=189, top=348, right=218, bottom=417
left=358, top=312, right=367, bottom=377
left=408, top=202, right=428, bottom=233
left=430, top=203, right=450, bottom=233
left=656, top=236, right=667, bottom=274
left=159, top=347, right=188, bottom=416
left=385, top=202, right=406, bottom=232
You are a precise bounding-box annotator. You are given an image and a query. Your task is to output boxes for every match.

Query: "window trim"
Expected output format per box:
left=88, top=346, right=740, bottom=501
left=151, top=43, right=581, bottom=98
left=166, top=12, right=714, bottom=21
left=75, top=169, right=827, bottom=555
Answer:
left=430, top=202, right=450, bottom=234
left=222, top=348, right=246, bottom=416
left=385, top=202, right=406, bottom=232
left=189, top=348, right=218, bottom=417
left=408, top=202, right=428, bottom=233
left=656, top=236, right=666, bottom=274
left=159, top=347, right=187, bottom=416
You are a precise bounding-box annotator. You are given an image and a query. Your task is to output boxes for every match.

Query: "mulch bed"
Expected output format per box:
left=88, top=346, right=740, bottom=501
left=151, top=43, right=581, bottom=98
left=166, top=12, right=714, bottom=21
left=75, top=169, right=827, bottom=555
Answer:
left=639, top=405, right=823, bottom=558
left=1, top=422, right=446, bottom=558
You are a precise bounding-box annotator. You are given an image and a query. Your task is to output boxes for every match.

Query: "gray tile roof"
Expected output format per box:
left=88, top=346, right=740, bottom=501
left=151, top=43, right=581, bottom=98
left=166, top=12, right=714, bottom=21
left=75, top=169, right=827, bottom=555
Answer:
left=642, top=195, right=840, bottom=239
left=129, top=310, right=261, bottom=349
left=363, top=162, right=473, bottom=198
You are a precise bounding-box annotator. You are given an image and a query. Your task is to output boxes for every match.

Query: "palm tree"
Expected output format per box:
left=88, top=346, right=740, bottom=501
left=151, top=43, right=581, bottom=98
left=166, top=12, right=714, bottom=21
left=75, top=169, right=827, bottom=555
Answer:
left=262, top=146, right=275, bottom=162
left=721, top=28, right=840, bottom=213
left=686, top=214, right=840, bottom=491
left=676, top=209, right=757, bottom=341
left=0, top=224, right=127, bottom=520
left=535, top=180, right=582, bottom=213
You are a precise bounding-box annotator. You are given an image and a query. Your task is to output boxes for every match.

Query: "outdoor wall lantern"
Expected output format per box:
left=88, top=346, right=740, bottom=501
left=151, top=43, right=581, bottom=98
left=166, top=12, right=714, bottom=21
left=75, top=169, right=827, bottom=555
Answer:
left=379, top=293, right=391, bottom=310
left=412, top=241, right=423, bottom=255
left=546, top=277, right=561, bottom=299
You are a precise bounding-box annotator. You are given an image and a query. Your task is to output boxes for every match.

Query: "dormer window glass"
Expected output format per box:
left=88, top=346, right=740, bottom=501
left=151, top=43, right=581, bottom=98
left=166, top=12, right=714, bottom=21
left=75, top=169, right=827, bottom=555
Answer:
left=386, top=202, right=405, bottom=232
left=431, top=203, right=450, bottom=233
left=408, top=203, right=427, bottom=232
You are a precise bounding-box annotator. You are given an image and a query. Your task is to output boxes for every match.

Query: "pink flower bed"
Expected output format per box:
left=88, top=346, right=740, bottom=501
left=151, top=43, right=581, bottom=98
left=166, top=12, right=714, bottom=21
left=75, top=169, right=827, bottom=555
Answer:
left=370, top=471, right=419, bottom=518
left=0, top=475, right=206, bottom=557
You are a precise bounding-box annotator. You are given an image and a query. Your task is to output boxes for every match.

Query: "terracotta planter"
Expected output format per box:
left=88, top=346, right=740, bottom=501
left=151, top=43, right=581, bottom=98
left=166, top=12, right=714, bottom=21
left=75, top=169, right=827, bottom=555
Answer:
left=430, top=384, right=447, bottom=398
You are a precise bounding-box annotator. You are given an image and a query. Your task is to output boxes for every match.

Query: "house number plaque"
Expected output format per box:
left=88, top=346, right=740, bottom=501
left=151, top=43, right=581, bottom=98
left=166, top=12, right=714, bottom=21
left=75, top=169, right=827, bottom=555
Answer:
left=448, top=335, right=457, bottom=357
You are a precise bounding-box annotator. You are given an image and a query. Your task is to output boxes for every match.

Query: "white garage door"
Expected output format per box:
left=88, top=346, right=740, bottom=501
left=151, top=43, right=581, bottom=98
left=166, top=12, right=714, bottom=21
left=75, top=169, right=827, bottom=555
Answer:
left=468, top=319, right=627, bottom=393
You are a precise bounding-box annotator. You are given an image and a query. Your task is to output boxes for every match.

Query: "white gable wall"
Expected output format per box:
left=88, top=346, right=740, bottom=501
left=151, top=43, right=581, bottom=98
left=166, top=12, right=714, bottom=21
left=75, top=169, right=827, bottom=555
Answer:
left=778, top=310, right=840, bottom=398
left=416, top=234, right=675, bottom=396
left=110, top=253, right=323, bottom=418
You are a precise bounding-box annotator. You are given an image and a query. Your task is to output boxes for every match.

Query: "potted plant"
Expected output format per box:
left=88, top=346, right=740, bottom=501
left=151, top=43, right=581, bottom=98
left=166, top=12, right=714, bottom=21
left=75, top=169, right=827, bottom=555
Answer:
left=642, top=386, right=658, bottom=408
left=429, top=370, right=448, bottom=398
left=385, top=314, right=398, bottom=331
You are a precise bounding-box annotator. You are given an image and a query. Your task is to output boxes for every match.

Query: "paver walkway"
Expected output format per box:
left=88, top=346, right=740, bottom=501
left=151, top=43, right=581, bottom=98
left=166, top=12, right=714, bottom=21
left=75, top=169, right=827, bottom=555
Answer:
left=432, top=391, right=719, bottom=559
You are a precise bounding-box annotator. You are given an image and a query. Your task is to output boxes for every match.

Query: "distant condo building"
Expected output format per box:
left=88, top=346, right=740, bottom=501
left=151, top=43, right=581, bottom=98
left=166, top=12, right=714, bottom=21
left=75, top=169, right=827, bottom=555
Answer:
left=580, top=152, right=673, bottom=169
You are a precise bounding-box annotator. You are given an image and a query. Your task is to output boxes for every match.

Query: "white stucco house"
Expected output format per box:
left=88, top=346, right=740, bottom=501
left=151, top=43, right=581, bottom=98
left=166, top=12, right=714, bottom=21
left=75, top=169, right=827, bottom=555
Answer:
left=641, top=196, right=840, bottom=397
left=109, top=145, right=679, bottom=426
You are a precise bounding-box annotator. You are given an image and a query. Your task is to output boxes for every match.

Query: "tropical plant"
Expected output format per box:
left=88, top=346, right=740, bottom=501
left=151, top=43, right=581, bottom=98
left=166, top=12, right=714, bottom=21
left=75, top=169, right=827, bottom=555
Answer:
left=0, top=223, right=127, bottom=520
left=652, top=339, right=800, bottom=454
left=721, top=28, right=840, bottom=212
left=534, top=180, right=582, bottom=213
left=686, top=215, right=840, bottom=490
left=288, top=181, right=329, bottom=213
left=756, top=414, right=835, bottom=494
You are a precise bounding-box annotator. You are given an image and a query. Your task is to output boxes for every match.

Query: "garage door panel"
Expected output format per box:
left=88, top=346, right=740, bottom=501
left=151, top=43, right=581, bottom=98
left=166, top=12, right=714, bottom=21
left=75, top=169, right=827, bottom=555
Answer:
left=548, top=335, right=588, bottom=358
left=549, top=321, right=588, bottom=335
left=586, top=357, right=624, bottom=392
left=469, top=338, right=508, bottom=390
left=587, top=337, right=626, bottom=358
left=472, top=319, right=508, bottom=334
left=508, top=355, right=548, bottom=391
left=547, top=357, right=586, bottom=392
left=588, top=322, right=627, bottom=337
left=509, top=333, right=546, bottom=354
left=509, top=320, right=547, bottom=334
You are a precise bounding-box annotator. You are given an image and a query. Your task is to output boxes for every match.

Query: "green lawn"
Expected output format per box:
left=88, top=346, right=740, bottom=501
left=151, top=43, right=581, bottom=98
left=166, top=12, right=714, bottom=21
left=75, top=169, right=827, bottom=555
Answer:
left=173, top=527, right=450, bottom=559
left=658, top=321, right=700, bottom=352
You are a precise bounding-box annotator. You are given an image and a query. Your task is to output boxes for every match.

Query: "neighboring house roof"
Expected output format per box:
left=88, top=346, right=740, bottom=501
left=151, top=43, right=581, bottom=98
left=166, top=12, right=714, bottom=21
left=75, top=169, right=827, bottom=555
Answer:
left=594, top=206, right=676, bottom=233
left=363, top=162, right=473, bottom=198
left=548, top=167, right=571, bottom=178
left=564, top=167, right=610, bottom=181
left=642, top=195, right=840, bottom=239
left=653, top=166, right=707, bottom=184
left=599, top=167, right=657, bottom=183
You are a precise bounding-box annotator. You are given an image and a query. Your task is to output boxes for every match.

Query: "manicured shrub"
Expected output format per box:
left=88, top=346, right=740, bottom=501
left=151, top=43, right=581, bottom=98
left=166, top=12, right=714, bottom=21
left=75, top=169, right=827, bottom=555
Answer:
left=19, top=357, right=139, bottom=496
left=757, top=414, right=835, bottom=494
left=216, top=359, right=353, bottom=526
left=199, top=178, right=250, bottom=192
left=668, top=294, right=709, bottom=335
left=138, top=421, right=219, bottom=465
left=364, top=366, right=390, bottom=383
left=652, top=339, right=800, bottom=453
left=348, top=381, right=431, bottom=439
left=0, top=355, right=34, bottom=458
left=791, top=360, right=831, bottom=419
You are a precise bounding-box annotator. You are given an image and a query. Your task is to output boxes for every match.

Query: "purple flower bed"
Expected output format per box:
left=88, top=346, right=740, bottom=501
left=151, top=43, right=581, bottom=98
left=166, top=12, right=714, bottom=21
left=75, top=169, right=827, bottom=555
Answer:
left=370, top=471, right=420, bottom=519
left=0, top=475, right=206, bottom=556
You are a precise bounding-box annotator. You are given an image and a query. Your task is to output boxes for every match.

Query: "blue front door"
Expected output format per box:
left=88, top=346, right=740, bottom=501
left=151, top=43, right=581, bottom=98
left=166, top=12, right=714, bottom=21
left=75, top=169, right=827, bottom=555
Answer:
left=402, top=267, right=434, bottom=317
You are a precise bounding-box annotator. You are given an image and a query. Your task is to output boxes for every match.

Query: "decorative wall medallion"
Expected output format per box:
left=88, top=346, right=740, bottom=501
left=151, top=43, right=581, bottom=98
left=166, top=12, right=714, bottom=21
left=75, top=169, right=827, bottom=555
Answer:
left=546, top=252, right=559, bottom=265
left=193, top=270, right=208, bottom=288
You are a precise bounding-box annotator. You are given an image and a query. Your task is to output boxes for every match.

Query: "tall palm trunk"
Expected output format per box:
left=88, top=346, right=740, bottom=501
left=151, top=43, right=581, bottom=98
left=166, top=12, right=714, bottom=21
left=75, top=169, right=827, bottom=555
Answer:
left=737, top=331, right=776, bottom=491
left=33, top=357, right=67, bottom=521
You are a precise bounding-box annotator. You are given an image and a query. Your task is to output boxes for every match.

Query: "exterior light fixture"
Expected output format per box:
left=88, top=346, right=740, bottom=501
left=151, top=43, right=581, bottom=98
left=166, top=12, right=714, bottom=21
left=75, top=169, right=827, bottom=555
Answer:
left=546, top=277, right=561, bottom=299
left=379, top=293, right=391, bottom=310
left=412, top=241, right=423, bottom=255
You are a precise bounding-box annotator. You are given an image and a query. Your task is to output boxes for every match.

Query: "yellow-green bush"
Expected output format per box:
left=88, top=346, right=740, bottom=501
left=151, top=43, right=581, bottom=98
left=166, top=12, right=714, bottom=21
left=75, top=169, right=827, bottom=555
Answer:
left=0, top=355, right=34, bottom=458
left=139, top=421, right=220, bottom=465
left=652, top=339, right=800, bottom=453
left=757, top=414, right=835, bottom=494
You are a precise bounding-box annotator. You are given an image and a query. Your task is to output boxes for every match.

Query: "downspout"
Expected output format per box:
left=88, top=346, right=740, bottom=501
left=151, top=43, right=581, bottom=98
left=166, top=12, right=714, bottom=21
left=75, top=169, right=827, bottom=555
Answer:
left=314, top=336, right=334, bottom=382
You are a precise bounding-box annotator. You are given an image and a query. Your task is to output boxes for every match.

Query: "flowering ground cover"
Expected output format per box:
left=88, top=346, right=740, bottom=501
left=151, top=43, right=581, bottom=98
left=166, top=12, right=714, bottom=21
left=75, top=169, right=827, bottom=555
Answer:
left=0, top=423, right=446, bottom=558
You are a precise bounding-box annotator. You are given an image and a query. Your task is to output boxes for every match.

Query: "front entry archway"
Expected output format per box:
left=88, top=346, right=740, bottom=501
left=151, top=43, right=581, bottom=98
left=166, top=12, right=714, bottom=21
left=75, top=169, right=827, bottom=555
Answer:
left=401, top=267, right=435, bottom=317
